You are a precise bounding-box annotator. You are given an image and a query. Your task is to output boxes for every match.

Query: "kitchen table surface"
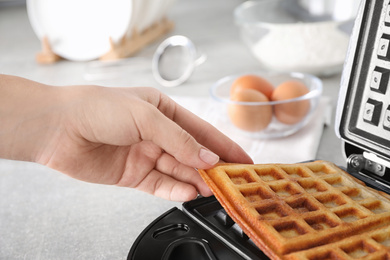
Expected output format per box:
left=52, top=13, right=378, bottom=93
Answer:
left=0, top=0, right=346, bottom=259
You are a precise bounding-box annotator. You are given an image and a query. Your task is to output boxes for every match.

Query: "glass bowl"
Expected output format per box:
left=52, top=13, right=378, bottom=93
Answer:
left=210, top=72, right=323, bottom=139
left=234, top=0, right=359, bottom=76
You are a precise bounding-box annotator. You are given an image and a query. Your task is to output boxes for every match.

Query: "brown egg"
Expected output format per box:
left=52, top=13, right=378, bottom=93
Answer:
left=271, top=80, right=310, bottom=125
left=228, top=88, right=273, bottom=132
left=230, top=74, right=274, bottom=99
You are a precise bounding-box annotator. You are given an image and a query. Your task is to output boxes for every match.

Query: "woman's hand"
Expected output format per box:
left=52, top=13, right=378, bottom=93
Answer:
left=0, top=74, right=253, bottom=201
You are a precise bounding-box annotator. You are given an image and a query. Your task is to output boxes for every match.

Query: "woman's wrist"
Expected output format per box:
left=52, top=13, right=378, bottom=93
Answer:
left=0, top=74, right=64, bottom=162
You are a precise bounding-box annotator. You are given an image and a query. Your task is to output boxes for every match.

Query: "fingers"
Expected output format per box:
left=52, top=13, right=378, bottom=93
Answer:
left=174, top=108, right=253, bottom=164
left=134, top=102, right=221, bottom=170
left=135, top=169, right=199, bottom=202
left=117, top=141, right=212, bottom=202
left=155, top=153, right=212, bottom=197
left=153, top=93, right=253, bottom=165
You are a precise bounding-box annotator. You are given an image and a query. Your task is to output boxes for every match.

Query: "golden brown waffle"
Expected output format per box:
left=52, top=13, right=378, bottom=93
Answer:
left=198, top=160, right=390, bottom=260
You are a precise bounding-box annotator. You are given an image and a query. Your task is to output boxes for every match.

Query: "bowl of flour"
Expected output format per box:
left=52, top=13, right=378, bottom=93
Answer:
left=234, top=0, right=360, bottom=76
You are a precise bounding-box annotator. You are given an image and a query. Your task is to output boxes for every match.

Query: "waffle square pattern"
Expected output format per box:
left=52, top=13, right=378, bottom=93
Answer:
left=198, top=161, right=390, bottom=260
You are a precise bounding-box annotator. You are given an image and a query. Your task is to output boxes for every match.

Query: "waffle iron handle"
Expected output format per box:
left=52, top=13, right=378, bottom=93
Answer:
left=161, top=237, right=218, bottom=260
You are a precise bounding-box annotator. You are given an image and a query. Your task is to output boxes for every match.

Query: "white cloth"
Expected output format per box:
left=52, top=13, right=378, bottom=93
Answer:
left=172, top=96, right=332, bottom=164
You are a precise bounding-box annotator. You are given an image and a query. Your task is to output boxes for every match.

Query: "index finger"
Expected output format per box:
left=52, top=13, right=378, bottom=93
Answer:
left=159, top=95, right=253, bottom=165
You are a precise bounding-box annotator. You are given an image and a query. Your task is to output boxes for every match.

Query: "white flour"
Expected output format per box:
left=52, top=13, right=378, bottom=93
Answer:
left=251, top=21, right=350, bottom=75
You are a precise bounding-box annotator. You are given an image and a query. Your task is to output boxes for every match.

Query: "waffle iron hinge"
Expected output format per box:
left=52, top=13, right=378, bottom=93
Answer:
left=346, top=152, right=390, bottom=194
left=347, top=153, right=386, bottom=177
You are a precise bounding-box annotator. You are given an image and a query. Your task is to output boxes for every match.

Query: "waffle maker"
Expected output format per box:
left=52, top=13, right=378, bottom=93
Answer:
left=128, top=0, right=390, bottom=259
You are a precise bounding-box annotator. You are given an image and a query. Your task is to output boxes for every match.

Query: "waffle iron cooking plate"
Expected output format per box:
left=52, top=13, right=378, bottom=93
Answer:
left=129, top=0, right=390, bottom=259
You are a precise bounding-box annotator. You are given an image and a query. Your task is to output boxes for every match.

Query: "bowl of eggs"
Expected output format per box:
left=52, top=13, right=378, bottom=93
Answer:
left=210, top=72, right=322, bottom=138
left=234, top=0, right=359, bottom=76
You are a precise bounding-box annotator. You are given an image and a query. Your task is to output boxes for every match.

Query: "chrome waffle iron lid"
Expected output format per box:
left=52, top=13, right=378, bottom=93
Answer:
left=336, top=0, right=390, bottom=190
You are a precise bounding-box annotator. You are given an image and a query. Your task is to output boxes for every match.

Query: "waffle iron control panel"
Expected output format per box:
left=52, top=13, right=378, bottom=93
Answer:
left=337, top=0, right=390, bottom=189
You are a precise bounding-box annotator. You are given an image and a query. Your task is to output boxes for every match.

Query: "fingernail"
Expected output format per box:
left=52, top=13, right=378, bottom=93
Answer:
left=199, top=148, right=219, bottom=166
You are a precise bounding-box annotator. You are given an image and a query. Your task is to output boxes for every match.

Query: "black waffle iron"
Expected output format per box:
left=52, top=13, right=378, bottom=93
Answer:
left=128, top=1, right=390, bottom=259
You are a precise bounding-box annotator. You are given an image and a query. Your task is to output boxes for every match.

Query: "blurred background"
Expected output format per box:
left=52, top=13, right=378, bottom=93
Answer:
left=0, top=0, right=360, bottom=259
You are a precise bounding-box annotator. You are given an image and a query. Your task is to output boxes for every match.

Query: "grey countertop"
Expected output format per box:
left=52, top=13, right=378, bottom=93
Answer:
left=0, top=0, right=346, bottom=259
